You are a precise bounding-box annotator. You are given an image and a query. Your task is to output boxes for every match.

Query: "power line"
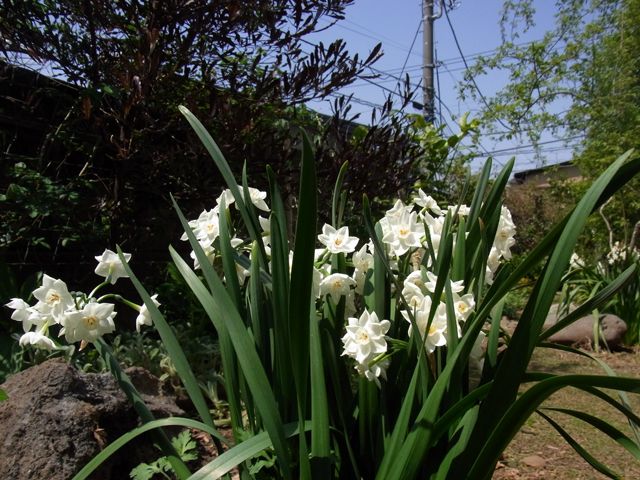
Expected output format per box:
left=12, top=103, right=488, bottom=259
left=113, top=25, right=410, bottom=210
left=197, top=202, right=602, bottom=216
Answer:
left=481, top=134, right=585, bottom=155
left=396, top=18, right=423, bottom=93
left=442, top=5, right=513, bottom=132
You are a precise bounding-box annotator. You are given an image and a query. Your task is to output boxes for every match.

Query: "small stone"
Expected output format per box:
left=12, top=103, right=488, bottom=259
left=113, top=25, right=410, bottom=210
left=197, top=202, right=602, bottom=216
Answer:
left=547, top=314, right=627, bottom=349
left=521, top=454, right=546, bottom=468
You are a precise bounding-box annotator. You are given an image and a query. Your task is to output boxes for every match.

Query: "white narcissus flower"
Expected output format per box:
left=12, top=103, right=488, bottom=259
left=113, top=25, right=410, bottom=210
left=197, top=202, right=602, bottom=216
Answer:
left=569, top=252, right=584, bottom=270
left=136, top=294, right=160, bottom=332
left=422, top=212, right=445, bottom=256
left=60, top=302, right=116, bottom=344
left=494, top=206, right=516, bottom=260
left=182, top=208, right=220, bottom=244
left=341, top=310, right=390, bottom=366
left=216, top=189, right=235, bottom=208
left=259, top=216, right=271, bottom=246
left=32, top=274, right=75, bottom=321
left=356, top=358, right=390, bottom=388
left=217, top=187, right=270, bottom=212
left=318, top=224, right=359, bottom=254
left=247, top=187, right=270, bottom=212
left=380, top=209, right=425, bottom=256
left=485, top=247, right=502, bottom=285
left=6, top=298, right=47, bottom=332
left=447, top=204, right=470, bottom=217
left=319, top=273, right=356, bottom=299
left=385, top=199, right=413, bottom=220
left=352, top=244, right=374, bottom=272
left=312, top=267, right=323, bottom=299
left=402, top=297, right=448, bottom=354
left=19, top=331, right=57, bottom=350
left=352, top=269, right=366, bottom=295
left=423, top=271, right=464, bottom=295
left=94, top=249, right=131, bottom=284
left=401, top=281, right=425, bottom=310
left=190, top=241, right=216, bottom=270
left=413, top=189, right=443, bottom=215
left=453, top=293, right=475, bottom=322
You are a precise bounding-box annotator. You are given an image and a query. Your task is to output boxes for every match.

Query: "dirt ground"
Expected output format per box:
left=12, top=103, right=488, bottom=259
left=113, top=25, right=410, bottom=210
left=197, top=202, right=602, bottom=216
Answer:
left=493, top=337, right=640, bottom=480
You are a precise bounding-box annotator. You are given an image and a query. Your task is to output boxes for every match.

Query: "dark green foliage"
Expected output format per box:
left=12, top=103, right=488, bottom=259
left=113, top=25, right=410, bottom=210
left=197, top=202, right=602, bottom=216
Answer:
left=0, top=1, right=452, bottom=288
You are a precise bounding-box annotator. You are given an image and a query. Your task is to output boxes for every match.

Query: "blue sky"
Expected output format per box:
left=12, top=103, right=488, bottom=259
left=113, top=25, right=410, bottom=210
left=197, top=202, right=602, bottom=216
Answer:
left=307, top=1, right=571, bottom=174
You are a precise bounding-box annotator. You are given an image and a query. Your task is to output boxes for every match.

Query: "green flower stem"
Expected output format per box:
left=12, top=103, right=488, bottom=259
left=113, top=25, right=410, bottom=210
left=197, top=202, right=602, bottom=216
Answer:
left=88, top=279, right=111, bottom=299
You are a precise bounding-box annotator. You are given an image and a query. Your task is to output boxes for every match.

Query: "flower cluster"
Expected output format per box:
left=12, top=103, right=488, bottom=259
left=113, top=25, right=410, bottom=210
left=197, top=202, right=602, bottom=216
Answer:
left=5, top=249, right=154, bottom=350
left=176, top=186, right=516, bottom=387
left=341, top=310, right=390, bottom=387
left=606, top=241, right=639, bottom=265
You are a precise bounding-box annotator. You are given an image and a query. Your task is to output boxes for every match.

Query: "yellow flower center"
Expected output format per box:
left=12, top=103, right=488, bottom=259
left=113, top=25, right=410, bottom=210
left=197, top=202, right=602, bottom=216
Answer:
left=334, top=238, right=343, bottom=246
left=46, top=291, right=61, bottom=305
left=399, top=227, right=410, bottom=237
left=83, top=315, right=99, bottom=329
left=355, top=329, right=370, bottom=344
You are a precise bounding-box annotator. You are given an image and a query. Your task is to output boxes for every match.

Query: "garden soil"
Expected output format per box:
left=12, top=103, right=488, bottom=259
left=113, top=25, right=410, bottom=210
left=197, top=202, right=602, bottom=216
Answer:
left=493, top=323, right=640, bottom=479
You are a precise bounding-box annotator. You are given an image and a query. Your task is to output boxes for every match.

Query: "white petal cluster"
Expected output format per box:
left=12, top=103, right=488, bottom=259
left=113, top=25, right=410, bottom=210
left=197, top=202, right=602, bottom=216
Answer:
left=485, top=207, right=517, bottom=284
left=61, top=301, right=116, bottom=344
left=341, top=310, right=390, bottom=386
left=136, top=294, right=160, bottom=332
left=318, top=224, right=359, bottom=254
left=606, top=241, right=638, bottom=265
left=94, top=249, right=131, bottom=284
left=493, top=206, right=516, bottom=260
left=400, top=269, right=473, bottom=353
left=5, top=249, right=135, bottom=350
left=182, top=186, right=269, bottom=270
left=380, top=208, right=424, bottom=256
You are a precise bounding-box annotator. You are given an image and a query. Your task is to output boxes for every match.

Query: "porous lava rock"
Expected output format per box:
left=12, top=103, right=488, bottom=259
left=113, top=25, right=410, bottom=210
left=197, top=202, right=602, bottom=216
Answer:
left=0, top=358, right=183, bottom=479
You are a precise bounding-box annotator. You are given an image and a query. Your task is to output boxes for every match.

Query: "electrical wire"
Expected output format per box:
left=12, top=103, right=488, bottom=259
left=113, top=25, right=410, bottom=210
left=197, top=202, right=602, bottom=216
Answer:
left=442, top=4, right=513, bottom=132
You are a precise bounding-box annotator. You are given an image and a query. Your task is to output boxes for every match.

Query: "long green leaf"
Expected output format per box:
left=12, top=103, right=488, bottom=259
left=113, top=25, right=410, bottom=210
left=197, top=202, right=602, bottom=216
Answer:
left=466, top=374, right=640, bottom=479
left=541, top=407, right=640, bottom=460
left=117, top=248, right=215, bottom=431
left=289, top=131, right=317, bottom=411
left=178, top=106, right=267, bottom=267
left=72, top=417, right=228, bottom=480
left=331, top=161, right=349, bottom=228
left=167, top=226, right=291, bottom=477
left=536, top=410, right=620, bottom=479
left=189, top=422, right=310, bottom=480
left=455, top=150, right=638, bottom=478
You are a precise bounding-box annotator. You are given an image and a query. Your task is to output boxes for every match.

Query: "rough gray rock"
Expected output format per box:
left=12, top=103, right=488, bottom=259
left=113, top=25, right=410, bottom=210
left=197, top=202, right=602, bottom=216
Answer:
left=0, top=358, right=185, bottom=480
left=547, top=313, right=627, bottom=349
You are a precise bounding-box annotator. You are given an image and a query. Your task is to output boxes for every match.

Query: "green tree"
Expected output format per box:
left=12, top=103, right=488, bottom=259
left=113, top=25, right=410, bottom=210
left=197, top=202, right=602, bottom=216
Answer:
left=460, top=0, right=640, bottom=255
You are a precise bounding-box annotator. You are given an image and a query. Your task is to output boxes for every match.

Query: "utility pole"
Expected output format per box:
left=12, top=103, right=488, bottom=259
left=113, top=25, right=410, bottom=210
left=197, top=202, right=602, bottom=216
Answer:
left=423, top=0, right=442, bottom=123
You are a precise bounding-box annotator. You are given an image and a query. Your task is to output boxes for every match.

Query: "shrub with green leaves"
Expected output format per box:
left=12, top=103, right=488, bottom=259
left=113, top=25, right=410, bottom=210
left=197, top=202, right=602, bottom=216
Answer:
left=7, top=107, right=640, bottom=479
